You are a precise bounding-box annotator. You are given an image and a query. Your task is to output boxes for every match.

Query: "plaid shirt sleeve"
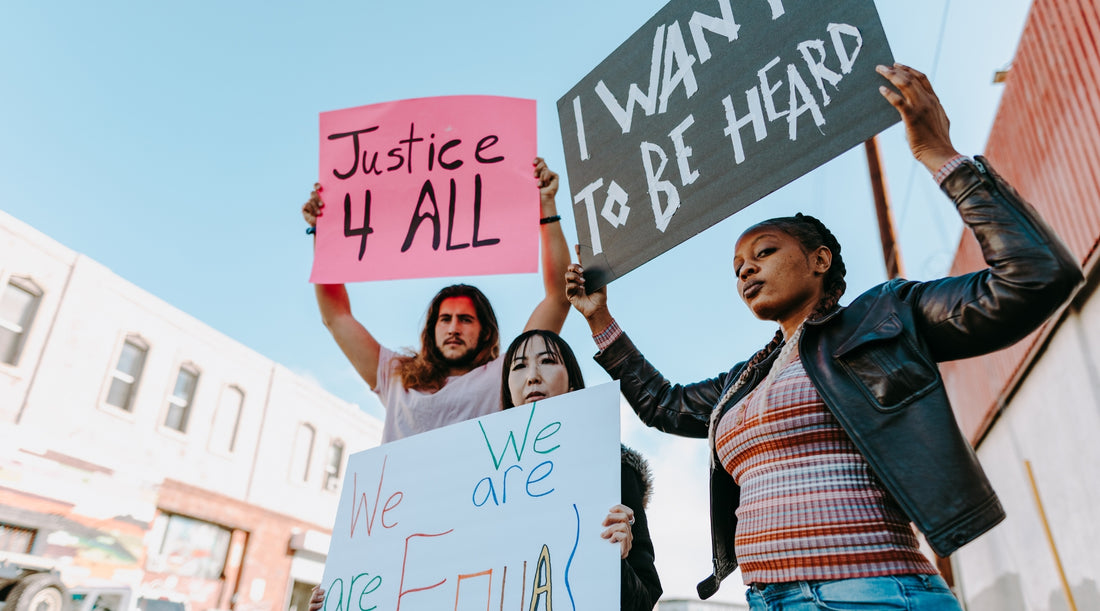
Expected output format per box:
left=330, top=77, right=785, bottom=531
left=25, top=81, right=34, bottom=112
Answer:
left=593, top=319, right=623, bottom=351
left=934, top=154, right=971, bottom=185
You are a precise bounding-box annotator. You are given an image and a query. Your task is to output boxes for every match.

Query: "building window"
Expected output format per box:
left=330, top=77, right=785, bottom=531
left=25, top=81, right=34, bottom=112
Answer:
left=0, top=522, right=37, bottom=553
left=290, top=423, right=315, bottom=483
left=0, top=277, right=42, bottom=366
left=324, top=440, right=345, bottom=491
left=146, top=512, right=231, bottom=580
left=164, top=365, right=200, bottom=433
left=209, top=386, right=244, bottom=453
left=105, top=336, right=149, bottom=411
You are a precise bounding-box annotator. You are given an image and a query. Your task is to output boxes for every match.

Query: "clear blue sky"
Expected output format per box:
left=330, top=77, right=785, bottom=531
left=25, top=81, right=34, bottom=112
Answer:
left=1, top=0, right=1032, bottom=602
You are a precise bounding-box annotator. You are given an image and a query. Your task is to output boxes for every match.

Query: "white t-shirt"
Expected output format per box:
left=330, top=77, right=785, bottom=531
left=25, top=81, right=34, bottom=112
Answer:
left=374, top=345, right=503, bottom=443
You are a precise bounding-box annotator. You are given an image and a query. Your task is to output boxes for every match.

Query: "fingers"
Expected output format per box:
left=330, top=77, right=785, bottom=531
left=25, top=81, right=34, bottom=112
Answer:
left=565, top=262, right=610, bottom=304
left=600, top=522, right=632, bottom=540
left=875, top=63, right=957, bottom=171
left=877, top=82, right=904, bottom=111
left=541, top=170, right=559, bottom=190
left=565, top=263, right=587, bottom=299
left=600, top=506, right=635, bottom=560
left=308, top=587, right=325, bottom=611
left=601, top=522, right=623, bottom=536
left=878, top=63, right=929, bottom=89
left=876, top=63, right=914, bottom=109
left=602, top=504, right=635, bottom=526
left=875, top=63, right=940, bottom=114
left=303, top=183, right=325, bottom=227
left=534, top=160, right=558, bottom=192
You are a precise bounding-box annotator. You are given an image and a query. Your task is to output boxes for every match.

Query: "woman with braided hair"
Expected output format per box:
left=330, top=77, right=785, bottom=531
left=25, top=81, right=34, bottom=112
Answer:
left=565, top=63, right=1083, bottom=609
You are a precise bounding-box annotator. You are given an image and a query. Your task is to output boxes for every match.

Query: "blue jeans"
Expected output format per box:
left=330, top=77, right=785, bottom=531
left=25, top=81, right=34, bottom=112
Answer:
left=746, top=574, right=963, bottom=610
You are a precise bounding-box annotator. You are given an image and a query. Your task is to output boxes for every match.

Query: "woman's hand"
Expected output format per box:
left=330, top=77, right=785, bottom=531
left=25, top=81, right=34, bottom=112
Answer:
left=302, top=182, right=324, bottom=228
left=565, top=257, right=613, bottom=334
left=876, top=63, right=960, bottom=174
left=308, top=586, right=325, bottom=611
left=601, top=504, right=635, bottom=560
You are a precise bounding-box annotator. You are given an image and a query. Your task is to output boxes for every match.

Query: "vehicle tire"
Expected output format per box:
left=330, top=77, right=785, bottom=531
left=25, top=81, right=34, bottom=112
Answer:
left=7, top=574, right=68, bottom=611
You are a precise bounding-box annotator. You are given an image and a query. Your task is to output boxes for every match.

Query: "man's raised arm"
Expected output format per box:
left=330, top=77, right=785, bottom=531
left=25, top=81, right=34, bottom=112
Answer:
left=304, top=184, right=383, bottom=389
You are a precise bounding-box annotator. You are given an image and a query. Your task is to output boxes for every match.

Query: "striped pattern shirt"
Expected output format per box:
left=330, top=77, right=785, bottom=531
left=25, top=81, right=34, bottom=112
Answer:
left=715, top=356, right=936, bottom=584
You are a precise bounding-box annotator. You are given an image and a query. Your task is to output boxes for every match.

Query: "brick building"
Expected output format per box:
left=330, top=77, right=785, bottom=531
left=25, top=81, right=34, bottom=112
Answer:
left=937, top=1, right=1100, bottom=609
left=0, top=210, right=382, bottom=611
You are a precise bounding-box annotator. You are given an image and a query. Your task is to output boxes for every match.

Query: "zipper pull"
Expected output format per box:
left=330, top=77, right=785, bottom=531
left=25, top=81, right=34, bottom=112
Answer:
left=973, top=156, right=988, bottom=175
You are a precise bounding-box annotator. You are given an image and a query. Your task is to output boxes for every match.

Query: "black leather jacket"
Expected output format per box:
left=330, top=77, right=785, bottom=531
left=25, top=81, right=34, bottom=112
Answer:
left=594, top=157, right=1083, bottom=600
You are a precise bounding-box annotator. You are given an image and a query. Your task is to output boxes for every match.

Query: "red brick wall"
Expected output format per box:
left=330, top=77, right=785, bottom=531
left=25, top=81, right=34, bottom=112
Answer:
left=151, top=479, right=329, bottom=611
left=0, top=486, right=149, bottom=580
left=940, top=0, right=1100, bottom=443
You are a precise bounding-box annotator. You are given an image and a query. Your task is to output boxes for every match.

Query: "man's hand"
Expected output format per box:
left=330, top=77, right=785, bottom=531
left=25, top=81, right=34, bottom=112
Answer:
left=534, top=157, right=559, bottom=216
left=302, top=183, right=324, bottom=228
left=308, top=586, right=325, bottom=611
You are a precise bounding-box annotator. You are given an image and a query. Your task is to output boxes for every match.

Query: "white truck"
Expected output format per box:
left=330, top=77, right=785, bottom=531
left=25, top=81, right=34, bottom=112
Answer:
left=68, top=585, right=188, bottom=611
left=0, top=551, right=68, bottom=611
left=0, top=556, right=188, bottom=611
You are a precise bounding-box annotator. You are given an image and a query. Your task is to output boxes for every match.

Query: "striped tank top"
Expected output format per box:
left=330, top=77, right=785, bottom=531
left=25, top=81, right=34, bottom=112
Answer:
left=715, top=356, right=936, bottom=584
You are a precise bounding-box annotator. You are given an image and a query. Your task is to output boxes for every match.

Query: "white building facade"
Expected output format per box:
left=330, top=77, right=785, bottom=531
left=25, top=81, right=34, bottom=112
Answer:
left=0, top=210, right=381, bottom=611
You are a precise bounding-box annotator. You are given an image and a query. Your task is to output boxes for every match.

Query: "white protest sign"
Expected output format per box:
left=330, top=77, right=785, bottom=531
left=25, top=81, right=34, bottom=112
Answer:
left=319, top=382, right=622, bottom=611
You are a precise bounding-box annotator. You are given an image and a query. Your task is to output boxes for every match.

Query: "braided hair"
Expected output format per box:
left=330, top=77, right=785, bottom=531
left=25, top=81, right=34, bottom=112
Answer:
left=716, top=213, right=847, bottom=410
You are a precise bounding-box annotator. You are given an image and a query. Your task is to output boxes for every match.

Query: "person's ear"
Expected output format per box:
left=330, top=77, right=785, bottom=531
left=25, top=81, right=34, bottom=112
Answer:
left=811, top=246, right=833, bottom=276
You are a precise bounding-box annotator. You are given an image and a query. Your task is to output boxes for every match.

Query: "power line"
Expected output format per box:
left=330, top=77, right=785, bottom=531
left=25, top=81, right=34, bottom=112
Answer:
left=897, top=0, right=957, bottom=274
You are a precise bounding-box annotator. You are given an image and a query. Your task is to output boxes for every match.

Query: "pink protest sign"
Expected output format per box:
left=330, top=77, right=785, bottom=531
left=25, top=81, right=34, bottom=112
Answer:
left=311, top=96, right=538, bottom=283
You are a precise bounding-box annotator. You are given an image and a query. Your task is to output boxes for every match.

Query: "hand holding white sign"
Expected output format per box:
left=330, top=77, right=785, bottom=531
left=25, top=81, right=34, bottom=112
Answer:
left=318, top=383, right=623, bottom=611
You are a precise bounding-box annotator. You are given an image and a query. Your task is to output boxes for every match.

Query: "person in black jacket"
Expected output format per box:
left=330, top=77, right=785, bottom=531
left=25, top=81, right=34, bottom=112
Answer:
left=502, top=329, right=662, bottom=611
left=564, top=63, right=1083, bottom=609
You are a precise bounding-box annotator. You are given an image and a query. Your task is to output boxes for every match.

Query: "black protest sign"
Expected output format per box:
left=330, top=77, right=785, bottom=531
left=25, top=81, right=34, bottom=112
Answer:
left=557, top=0, right=898, bottom=289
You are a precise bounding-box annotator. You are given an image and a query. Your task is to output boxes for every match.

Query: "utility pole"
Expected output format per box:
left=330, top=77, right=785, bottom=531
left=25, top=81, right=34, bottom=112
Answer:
left=866, top=134, right=965, bottom=589
left=863, top=136, right=905, bottom=279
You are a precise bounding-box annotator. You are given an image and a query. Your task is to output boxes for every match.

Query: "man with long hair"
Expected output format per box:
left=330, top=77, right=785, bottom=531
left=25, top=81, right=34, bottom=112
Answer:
left=302, top=158, right=570, bottom=443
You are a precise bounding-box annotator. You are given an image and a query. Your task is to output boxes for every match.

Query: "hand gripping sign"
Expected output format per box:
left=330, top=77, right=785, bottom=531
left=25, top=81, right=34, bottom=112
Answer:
left=318, top=382, right=622, bottom=611
left=557, top=0, right=899, bottom=290
left=312, top=96, right=538, bottom=284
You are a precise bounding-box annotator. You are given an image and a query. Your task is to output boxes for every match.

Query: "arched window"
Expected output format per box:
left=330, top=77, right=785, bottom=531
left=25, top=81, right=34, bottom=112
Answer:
left=164, top=363, right=200, bottom=433
left=0, top=277, right=43, bottom=366
left=105, top=335, right=149, bottom=411
left=209, top=385, right=244, bottom=453
left=324, top=439, right=345, bottom=491
left=290, top=423, right=316, bottom=483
